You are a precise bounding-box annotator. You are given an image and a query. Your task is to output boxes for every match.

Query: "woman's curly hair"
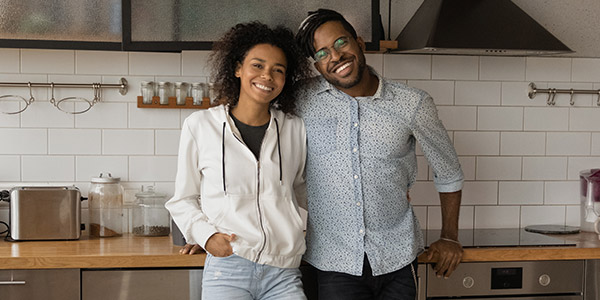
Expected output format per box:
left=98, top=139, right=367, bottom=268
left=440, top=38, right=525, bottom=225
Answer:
left=209, top=22, right=312, bottom=115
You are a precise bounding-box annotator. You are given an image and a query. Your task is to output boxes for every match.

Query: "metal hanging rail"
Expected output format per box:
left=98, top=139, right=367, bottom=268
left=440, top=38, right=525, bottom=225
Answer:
left=0, top=78, right=128, bottom=96
left=0, top=78, right=128, bottom=114
left=528, top=82, right=600, bottom=106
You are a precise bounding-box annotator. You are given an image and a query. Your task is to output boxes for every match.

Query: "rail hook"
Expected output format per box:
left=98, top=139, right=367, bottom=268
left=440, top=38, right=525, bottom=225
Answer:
left=49, top=82, right=56, bottom=106
left=569, top=88, right=575, bottom=106
left=546, top=89, right=557, bottom=106
left=27, top=82, right=35, bottom=104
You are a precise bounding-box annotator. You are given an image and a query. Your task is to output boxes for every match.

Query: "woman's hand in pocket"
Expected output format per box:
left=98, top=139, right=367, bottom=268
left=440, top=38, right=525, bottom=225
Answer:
left=205, top=233, right=237, bottom=257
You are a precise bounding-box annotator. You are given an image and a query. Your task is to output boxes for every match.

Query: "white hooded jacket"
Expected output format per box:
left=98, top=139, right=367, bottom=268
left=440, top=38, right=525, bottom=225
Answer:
left=166, top=105, right=307, bottom=268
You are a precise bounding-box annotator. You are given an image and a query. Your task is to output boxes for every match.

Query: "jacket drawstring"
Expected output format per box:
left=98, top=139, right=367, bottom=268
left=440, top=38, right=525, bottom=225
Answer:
left=274, top=118, right=282, bottom=185
left=221, top=118, right=283, bottom=192
left=222, top=122, right=227, bottom=195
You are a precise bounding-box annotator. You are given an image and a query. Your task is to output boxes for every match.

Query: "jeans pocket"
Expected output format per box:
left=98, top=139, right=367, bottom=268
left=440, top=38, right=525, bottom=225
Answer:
left=203, top=254, right=235, bottom=280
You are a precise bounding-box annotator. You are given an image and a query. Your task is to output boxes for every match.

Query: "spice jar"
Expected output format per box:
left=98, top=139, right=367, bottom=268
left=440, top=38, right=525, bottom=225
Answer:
left=174, top=82, right=188, bottom=105
left=132, top=185, right=170, bottom=237
left=157, top=81, right=172, bottom=105
left=140, top=81, right=154, bottom=104
left=88, top=173, right=124, bottom=238
left=207, top=82, right=217, bottom=105
left=190, top=83, right=205, bottom=105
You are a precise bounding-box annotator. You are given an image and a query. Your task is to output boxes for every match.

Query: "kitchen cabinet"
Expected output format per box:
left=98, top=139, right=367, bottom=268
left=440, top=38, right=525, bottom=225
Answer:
left=417, top=264, right=426, bottom=300
left=81, top=268, right=203, bottom=300
left=1, top=0, right=380, bottom=52
left=585, top=259, right=600, bottom=300
left=0, top=269, right=79, bottom=300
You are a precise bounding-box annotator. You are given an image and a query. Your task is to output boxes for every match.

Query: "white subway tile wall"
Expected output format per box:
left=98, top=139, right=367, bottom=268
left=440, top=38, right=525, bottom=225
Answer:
left=592, top=133, right=600, bottom=155
left=479, top=56, right=525, bottom=81
left=455, top=81, right=501, bottom=106
left=0, top=49, right=598, bottom=231
left=0, top=49, right=20, bottom=72
left=365, top=53, right=384, bottom=76
left=461, top=181, right=498, bottom=206
left=522, top=157, right=567, bottom=180
left=432, top=55, right=479, bottom=80
left=21, top=49, right=75, bottom=74
left=49, top=129, right=102, bottom=155
left=408, top=80, right=454, bottom=105
left=76, top=51, right=129, bottom=75
left=520, top=206, right=566, bottom=228
left=572, top=58, right=600, bottom=82
left=383, top=54, right=431, bottom=79
left=498, top=181, right=544, bottom=205
left=526, top=57, right=572, bottom=82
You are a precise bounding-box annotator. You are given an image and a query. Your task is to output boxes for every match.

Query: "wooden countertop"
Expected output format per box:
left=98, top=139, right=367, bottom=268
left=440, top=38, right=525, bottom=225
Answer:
left=0, top=234, right=206, bottom=270
left=421, top=231, right=600, bottom=263
left=1, top=232, right=599, bottom=270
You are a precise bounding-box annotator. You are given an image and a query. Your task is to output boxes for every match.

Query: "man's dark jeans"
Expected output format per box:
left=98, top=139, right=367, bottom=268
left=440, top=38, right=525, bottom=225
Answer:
left=316, top=255, right=418, bottom=300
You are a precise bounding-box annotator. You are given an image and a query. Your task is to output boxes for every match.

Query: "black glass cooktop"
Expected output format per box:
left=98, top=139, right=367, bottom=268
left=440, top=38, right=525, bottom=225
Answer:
left=424, top=228, right=577, bottom=248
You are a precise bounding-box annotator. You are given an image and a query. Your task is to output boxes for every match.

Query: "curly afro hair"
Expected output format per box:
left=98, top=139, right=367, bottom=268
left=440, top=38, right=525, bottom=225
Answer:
left=209, top=22, right=312, bottom=115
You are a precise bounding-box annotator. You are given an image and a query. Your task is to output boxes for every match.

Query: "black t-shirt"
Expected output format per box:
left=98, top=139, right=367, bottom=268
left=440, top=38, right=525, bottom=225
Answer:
left=229, top=112, right=269, bottom=160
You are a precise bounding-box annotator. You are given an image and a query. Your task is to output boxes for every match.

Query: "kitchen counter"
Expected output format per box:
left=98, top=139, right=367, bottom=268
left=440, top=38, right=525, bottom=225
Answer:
left=453, top=231, right=600, bottom=263
left=1, top=232, right=599, bottom=270
left=0, top=235, right=205, bottom=270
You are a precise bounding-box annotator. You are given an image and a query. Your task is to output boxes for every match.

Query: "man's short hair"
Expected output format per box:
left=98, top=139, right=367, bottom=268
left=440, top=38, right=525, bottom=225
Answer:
left=295, top=9, right=358, bottom=59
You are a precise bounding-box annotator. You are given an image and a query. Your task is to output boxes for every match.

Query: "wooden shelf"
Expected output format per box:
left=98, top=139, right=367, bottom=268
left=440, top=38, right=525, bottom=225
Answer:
left=137, top=96, right=217, bottom=109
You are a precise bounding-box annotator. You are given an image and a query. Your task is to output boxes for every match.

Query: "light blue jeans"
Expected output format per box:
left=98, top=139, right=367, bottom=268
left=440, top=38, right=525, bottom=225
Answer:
left=202, top=253, right=306, bottom=300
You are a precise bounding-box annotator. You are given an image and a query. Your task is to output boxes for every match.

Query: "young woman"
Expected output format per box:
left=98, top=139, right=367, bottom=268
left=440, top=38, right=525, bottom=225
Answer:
left=165, top=22, right=312, bottom=300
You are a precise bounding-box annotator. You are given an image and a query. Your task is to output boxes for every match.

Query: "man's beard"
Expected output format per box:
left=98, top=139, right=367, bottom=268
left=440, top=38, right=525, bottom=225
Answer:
left=323, top=53, right=367, bottom=89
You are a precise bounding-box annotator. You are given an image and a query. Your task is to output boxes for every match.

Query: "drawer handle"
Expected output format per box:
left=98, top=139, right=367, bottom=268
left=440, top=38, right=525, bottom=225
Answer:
left=0, top=281, right=26, bottom=285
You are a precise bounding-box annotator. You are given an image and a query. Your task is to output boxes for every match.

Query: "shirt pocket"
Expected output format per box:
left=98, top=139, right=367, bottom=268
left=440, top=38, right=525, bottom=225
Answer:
left=305, top=117, right=338, bottom=155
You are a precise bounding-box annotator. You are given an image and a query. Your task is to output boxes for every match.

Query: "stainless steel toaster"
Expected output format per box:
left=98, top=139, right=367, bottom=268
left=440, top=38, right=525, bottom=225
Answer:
left=9, top=186, right=82, bottom=241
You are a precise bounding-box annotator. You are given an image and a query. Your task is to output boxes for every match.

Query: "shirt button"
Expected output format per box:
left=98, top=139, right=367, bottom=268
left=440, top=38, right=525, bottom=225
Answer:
left=359, top=229, right=364, bottom=234
left=353, top=174, right=359, bottom=179
left=356, top=202, right=361, bottom=206
left=352, top=147, right=358, bottom=153
left=353, top=123, right=358, bottom=127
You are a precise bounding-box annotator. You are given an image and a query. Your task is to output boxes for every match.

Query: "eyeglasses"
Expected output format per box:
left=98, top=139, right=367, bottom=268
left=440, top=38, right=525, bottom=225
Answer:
left=313, top=37, right=350, bottom=63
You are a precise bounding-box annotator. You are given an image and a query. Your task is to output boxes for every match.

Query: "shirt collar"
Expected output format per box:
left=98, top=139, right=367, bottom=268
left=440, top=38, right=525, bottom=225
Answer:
left=314, top=66, right=386, bottom=101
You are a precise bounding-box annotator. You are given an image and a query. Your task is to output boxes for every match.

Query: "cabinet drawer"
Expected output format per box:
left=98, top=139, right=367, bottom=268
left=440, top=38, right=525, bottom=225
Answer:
left=82, top=268, right=203, bottom=300
left=0, top=269, right=79, bottom=300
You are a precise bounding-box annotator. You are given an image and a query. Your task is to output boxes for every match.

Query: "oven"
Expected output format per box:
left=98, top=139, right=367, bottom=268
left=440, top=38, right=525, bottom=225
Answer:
left=424, top=260, right=584, bottom=300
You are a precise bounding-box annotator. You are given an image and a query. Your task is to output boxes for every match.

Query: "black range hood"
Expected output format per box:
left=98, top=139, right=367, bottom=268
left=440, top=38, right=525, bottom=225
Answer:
left=393, top=0, right=573, bottom=56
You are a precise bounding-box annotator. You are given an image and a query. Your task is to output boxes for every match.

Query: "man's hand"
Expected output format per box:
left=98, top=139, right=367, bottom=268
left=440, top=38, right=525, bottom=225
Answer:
left=426, top=238, right=463, bottom=279
left=205, top=233, right=237, bottom=257
left=179, top=244, right=203, bottom=255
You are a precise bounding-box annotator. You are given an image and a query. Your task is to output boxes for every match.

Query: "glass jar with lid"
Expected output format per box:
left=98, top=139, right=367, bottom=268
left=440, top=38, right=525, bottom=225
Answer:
left=132, top=185, right=170, bottom=237
left=190, top=83, right=205, bottom=105
left=174, top=82, right=188, bottom=105
left=140, top=81, right=154, bottom=104
left=88, top=173, right=124, bottom=238
left=157, top=81, right=172, bottom=105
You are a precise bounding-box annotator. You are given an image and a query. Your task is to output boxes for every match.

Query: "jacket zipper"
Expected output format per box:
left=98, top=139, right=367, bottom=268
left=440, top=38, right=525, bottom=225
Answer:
left=255, top=160, right=267, bottom=263
left=229, top=123, right=268, bottom=264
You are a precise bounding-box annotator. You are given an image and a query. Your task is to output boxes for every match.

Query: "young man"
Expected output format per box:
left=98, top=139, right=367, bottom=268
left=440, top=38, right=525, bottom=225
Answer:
left=295, top=9, right=464, bottom=299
